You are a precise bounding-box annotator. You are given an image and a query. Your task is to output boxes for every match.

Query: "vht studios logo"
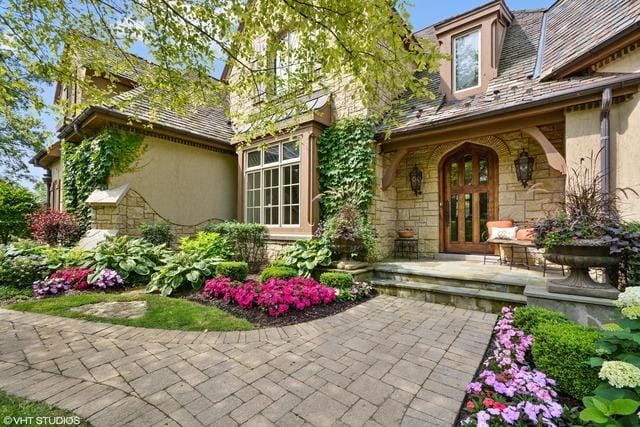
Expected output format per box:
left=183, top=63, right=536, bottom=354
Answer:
left=3, top=416, right=81, bottom=425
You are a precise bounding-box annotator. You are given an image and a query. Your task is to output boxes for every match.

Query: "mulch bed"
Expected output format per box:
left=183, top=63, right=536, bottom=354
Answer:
left=186, top=293, right=374, bottom=328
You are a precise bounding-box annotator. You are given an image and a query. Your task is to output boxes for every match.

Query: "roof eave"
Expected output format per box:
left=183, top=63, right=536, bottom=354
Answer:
left=381, top=73, right=640, bottom=139
left=540, top=23, right=640, bottom=82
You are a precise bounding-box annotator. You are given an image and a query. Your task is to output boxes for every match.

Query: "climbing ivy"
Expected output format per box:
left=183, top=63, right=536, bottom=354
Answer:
left=318, top=118, right=376, bottom=218
left=63, top=128, right=145, bottom=231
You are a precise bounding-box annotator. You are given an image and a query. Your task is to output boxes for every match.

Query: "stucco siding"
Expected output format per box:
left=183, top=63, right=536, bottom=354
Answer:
left=565, top=93, right=640, bottom=222
left=109, top=136, right=237, bottom=225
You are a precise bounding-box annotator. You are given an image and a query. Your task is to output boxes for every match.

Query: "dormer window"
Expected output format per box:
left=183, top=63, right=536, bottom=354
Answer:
left=453, top=29, right=480, bottom=92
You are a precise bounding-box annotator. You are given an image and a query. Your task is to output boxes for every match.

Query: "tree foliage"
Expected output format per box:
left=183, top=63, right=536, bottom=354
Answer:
left=0, top=181, right=38, bottom=244
left=1, top=0, right=443, bottom=143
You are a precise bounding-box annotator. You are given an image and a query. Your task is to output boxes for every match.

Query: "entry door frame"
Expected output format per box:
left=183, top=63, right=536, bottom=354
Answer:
left=438, top=142, right=499, bottom=254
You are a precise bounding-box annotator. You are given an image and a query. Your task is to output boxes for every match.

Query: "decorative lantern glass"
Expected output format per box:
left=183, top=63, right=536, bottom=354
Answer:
left=410, top=164, right=423, bottom=195
left=514, top=149, right=535, bottom=187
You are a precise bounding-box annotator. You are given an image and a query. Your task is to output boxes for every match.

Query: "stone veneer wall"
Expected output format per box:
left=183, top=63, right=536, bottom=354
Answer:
left=390, top=123, right=566, bottom=264
left=369, top=149, right=398, bottom=259
left=90, top=189, right=221, bottom=243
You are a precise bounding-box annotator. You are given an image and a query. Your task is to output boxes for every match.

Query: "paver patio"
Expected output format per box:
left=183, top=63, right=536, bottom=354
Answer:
left=0, top=295, right=496, bottom=426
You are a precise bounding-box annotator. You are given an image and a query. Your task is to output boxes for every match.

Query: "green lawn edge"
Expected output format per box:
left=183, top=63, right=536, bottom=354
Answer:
left=6, top=293, right=254, bottom=332
left=0, top=389, right=90, bottom=426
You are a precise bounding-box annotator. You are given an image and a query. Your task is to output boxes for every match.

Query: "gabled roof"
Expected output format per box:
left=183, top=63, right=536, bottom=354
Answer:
left=539, top=0, right=640, bottom=80
left=381, top=5, right=640, bottom=137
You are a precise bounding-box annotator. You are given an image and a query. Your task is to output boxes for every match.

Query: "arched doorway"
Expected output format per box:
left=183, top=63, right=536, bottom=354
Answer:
left=439, top=142, right=498, bottom=254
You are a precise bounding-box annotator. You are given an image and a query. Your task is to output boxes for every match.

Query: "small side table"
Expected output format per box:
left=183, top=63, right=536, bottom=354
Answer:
left=394, top=238, right=419, bottom=259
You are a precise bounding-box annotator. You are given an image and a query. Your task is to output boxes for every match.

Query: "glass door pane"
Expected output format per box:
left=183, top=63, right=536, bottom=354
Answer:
left=464, top=193, right=473, bottom=242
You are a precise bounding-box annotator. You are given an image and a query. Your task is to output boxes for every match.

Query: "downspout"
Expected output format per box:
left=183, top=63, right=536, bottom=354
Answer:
left=600, top=87, right=612, bottom=201
left=42, top=169, right=52, bottom=208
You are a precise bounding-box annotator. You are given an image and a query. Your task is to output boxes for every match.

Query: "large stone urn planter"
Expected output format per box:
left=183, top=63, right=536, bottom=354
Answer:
left=333, top=237, right=363, bottom=261
left=543, top=241, right=620, bottom=298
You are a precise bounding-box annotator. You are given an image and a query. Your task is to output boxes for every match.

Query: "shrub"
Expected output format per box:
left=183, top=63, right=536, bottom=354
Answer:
left=139, top=222, right=174, bottom=246
left=27, top=209, right=79, bottom=246
left=147, top=252, right=220, bottom=296
left=0, top=251, right=49, bottom=289
left=513, top=306, right=570, bottom=335
left=319, top=272, right=353, bottom=289
left=85, top=236, right=170, bottom=284
left=206, top=222, right=267, bottom=272
left=277, top=238, right=332, bottom=276
left=216, top=261, right=249, bottom=282
left=180, top=231, right=232, bottom=260
left=531, top=322, right=601, bottom=399
left=0, top=181, right=38, bottom=244
left=260, top=265, right=298, bottom=283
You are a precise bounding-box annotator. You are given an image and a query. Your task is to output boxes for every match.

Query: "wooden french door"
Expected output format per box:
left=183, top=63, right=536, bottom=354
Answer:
left=441, top=143, right=498, bottom=254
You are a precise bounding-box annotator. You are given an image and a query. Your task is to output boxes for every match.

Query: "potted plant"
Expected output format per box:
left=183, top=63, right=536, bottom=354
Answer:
left=534, top=154, right=635, bottom=298
left=322, top=204, right=366, bottom=261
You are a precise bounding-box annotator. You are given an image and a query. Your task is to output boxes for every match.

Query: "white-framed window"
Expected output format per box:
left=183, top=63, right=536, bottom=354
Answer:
left=244, top=140, right=301, bottom=227
left=453, top=29, right=480, bottom=92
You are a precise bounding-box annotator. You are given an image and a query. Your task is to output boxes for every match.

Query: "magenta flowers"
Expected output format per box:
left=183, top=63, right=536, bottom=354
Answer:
left=461, top=307, right=563, bottom=426
left=202, top=276, right=336, bottom=316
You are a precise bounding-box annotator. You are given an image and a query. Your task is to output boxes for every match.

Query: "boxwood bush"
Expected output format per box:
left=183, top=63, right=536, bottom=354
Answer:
left=513, top=306, right=570, bottom=335
left=531, top=322, right=601, bottom=399
left=319, top=272, right=353, bottom=289
left=139, top=222, right=174, bottom=247
left=216, top=261, right=249, bottom=282
left=260, top=265, right=297, bottom=283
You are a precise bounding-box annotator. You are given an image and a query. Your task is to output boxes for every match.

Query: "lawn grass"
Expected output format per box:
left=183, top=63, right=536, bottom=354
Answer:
left=7, top=292, right=254, bottom=331
left=0, top=389, right=90, bottom=426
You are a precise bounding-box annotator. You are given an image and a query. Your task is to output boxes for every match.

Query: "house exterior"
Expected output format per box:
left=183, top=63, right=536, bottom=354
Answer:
left=34, top=53, right=238, bottom=239
left=35, top=0, right=640, bottom=260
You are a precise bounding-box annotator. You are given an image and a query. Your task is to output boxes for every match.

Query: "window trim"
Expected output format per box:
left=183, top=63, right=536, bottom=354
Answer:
left=244, top=140, right=301, bottom=228
left=452, top=27, right=481, bottom=93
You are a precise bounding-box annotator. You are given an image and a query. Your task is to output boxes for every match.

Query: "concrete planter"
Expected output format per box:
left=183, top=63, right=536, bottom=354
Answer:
left=333, top=237, right=363, bottom=261
left=544, top=242, right=620, bottom=298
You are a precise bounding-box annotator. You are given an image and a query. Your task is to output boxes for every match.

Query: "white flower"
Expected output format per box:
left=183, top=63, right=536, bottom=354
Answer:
left=599, top=361, right=640, bottom=388
left=614, top=287, right=640, bottom=308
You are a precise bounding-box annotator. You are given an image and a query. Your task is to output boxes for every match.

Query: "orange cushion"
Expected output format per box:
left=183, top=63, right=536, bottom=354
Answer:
left=516, top=228, right=535, bottom=241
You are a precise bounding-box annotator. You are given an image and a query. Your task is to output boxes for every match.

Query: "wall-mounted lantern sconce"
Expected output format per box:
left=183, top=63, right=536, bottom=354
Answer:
left=410, top=164, right=423, bottom=196
left=514, top=148, right=535, bottom=187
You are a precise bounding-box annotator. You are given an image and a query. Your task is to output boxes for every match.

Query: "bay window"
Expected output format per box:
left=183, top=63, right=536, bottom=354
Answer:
left=245, top=141, right=300, bottom=226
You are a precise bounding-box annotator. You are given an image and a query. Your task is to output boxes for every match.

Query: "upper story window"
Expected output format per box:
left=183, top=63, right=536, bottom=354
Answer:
left=453, top=29, right=480, bottom=92
left=274, top=32, right=299, bottom=95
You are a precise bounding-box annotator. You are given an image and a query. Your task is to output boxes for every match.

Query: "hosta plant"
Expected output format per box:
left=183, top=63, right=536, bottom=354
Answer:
left=277, top=238, right=332, bottom=277
left=84, top=236, right=170, bottom=284
left=147, top=252, right=220, bottom=296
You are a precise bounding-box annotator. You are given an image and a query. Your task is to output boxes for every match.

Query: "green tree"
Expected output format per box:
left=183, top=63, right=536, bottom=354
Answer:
left=0, top=0, right=443, bottom=144
left=0, top=181, right=38, bottom=244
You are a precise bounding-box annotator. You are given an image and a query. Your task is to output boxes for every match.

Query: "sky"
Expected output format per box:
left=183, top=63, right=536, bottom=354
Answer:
left=25, top=0, right=555, bottom=187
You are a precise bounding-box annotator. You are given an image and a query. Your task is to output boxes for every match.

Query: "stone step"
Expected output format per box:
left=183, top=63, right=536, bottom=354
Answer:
left=433, top=253, right=492, bottom=262
left=371, top=279, right=527, bottom=313
left=372, top=265, right=526, bottom=295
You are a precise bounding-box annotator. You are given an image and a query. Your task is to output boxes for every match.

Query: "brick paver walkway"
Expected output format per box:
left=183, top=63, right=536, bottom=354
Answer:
left=0, top=296, right=496, bottom=426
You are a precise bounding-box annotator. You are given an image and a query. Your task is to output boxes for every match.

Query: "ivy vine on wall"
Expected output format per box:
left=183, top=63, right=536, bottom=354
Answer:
left=63, top=127, right=145, bottom=231
left=318, top=118, right=376, bottom=219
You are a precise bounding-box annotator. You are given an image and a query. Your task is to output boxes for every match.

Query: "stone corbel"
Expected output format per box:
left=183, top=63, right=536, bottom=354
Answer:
left=521, top=127, right=567, bottom=175
left=382, top=148, right=408, bottom=190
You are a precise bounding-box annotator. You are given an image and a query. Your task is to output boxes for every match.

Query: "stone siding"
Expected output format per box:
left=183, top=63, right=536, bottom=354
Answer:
left=380, top=123, right=566, bottom=264
left=91, top=189, right=220, bottom=242
left=369, top=149, right=398, bottom=259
